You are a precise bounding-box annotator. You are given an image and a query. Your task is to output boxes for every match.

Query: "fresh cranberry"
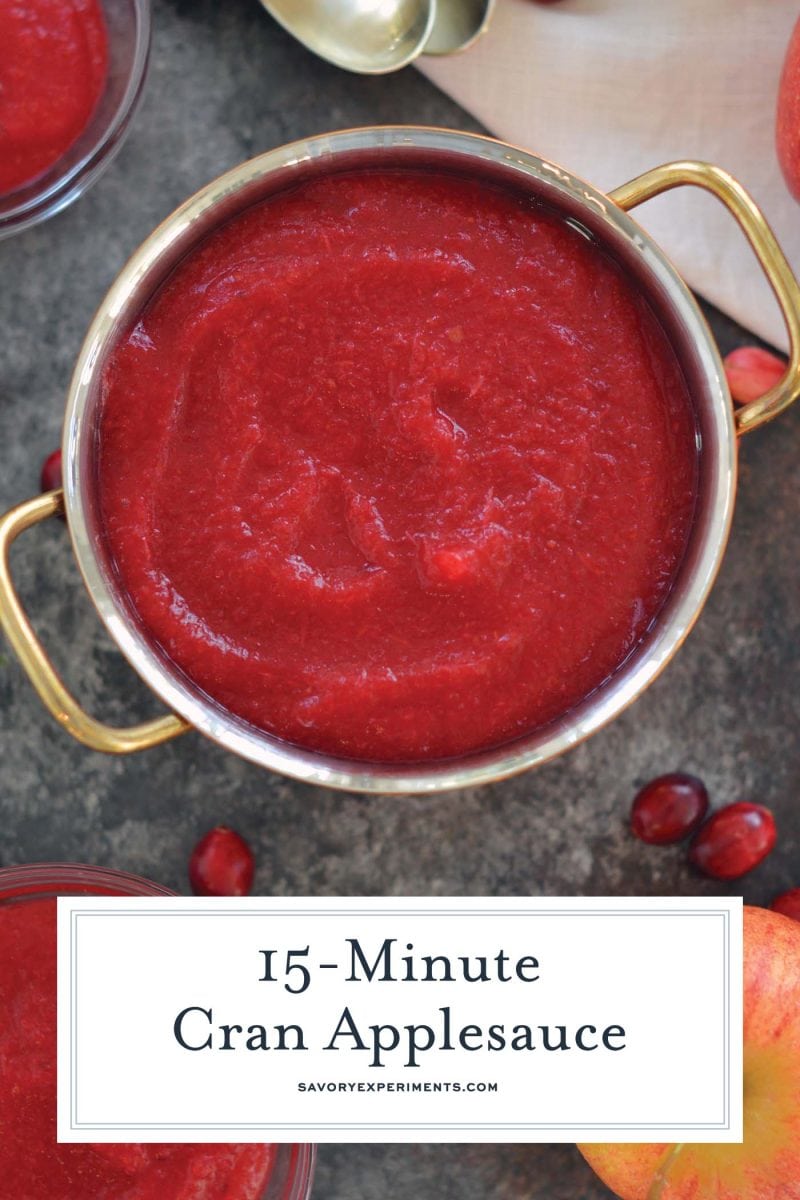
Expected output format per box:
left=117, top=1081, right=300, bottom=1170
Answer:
left=771, top=888, right=800, bottom=923
left=688, top=803, right=776, bottom=880
left=723, top=347, right=785, bottom=405
left=40, top=448, right=63, bottom=493
left=189, top=826, right=255, bottom=896
left=631, top=773, right=709, bottom=844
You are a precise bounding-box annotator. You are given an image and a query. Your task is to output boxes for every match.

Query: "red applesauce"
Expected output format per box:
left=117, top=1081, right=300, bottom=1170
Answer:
left=0, top=897, right=275, bottom=1199
left=99, top=170, right=698, bottom=762
left=0, top=0, right=108, bottom=195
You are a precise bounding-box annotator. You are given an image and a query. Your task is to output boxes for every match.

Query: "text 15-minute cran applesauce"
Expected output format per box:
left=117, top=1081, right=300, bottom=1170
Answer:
left=0, top=0, right=108, bottom=195
left=98, top=168, right=698, bottom=763
left=0, top=865, right=314, bottom=1200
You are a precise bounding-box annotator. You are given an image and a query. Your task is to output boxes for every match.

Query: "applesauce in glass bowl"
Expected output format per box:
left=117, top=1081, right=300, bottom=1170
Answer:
left=0, top=0, right=151, bottom=239
left=0, top=863, right=316, bottom=1200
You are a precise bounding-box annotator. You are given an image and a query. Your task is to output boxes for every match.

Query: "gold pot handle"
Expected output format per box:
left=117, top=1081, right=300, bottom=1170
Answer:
left=0, top=489, right=189, bottom=753
left=609, top=160, right=800, bottom=435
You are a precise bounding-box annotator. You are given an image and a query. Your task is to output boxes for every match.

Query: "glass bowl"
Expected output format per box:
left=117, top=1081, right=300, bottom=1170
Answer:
left=0, top=0, right=151, bottom=240
left=0, top=862, right=316, bottom=1200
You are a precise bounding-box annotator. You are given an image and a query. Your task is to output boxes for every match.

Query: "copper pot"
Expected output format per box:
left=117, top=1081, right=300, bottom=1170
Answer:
left=2, top=128, right=798, bottom=793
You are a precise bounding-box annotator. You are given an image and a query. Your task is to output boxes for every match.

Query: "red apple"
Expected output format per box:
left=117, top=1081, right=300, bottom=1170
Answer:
left=723, top=347, right=786, bottom=407
left=579, top=907, right=800, bottom=1199
left=777, top=17, right=800, bottom=201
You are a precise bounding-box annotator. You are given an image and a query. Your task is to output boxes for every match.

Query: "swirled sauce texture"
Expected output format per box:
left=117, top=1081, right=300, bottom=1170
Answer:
left=99, top=171, right=698, bottom=762
left=0, top=0, right=108, bottom=195
left=0, top=898, right=276, bottom=1199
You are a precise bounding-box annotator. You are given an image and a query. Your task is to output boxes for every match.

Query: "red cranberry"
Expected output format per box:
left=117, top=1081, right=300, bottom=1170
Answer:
left=631, top=773, right=709, bottom=844
left=688, top=803, right=776, bottom=880
left=723, top=347, right=785, bottom=405
left=771, top=888, right=800, bottom=923
left=40, top=448, right=63, bottom=493
left=189, top=826, right=255, bottom=896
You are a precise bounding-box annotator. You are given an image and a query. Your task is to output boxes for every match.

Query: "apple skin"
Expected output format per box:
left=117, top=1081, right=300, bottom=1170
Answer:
left=579, top=907, right=800, bottom=1200
left=777, top=17, right=800, bottom=201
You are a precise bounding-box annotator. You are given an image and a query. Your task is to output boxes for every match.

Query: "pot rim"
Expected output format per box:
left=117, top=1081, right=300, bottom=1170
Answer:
left=62, top=126, right=736, bottom=794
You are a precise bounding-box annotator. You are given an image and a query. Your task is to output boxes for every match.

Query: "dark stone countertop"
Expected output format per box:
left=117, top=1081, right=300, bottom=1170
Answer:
left=0, top=2, right=798, bottom=1197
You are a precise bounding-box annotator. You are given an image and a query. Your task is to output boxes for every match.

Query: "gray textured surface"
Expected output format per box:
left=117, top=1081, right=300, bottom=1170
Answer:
left=0, top=2, right=798, bottom=1198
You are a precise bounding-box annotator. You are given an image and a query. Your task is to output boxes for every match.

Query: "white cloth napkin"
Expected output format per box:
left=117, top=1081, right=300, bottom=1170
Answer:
left=418, top=0, right=799, bottom=350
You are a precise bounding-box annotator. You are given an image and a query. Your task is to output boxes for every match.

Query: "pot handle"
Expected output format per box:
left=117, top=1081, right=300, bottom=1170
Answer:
left=0, top=490, right=189, bottom=753
left=609, top=160, right=800, bottom=435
